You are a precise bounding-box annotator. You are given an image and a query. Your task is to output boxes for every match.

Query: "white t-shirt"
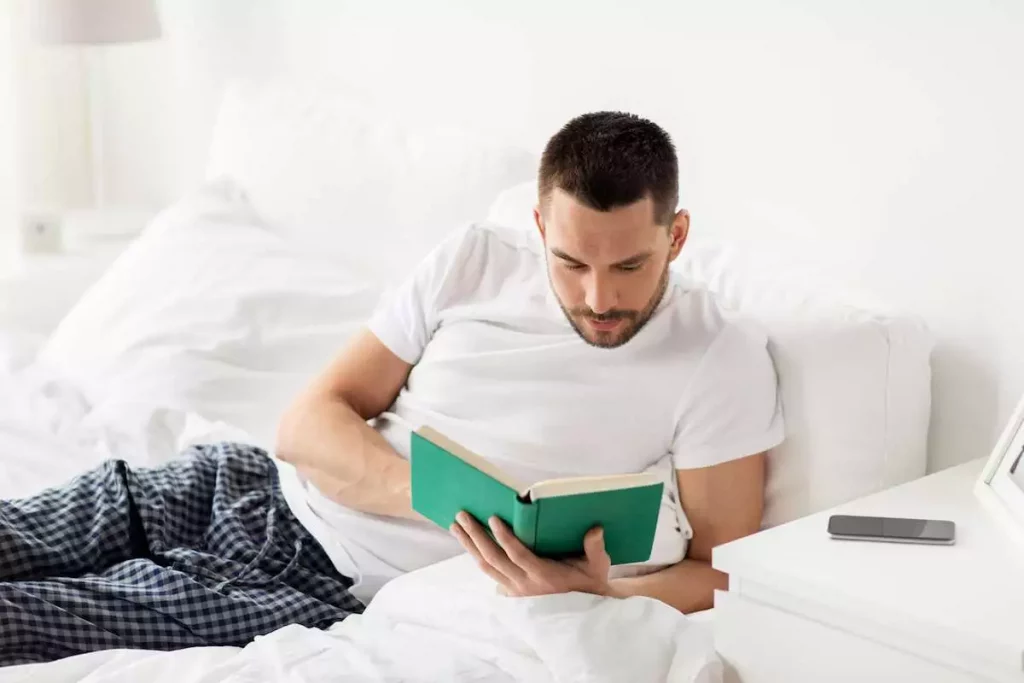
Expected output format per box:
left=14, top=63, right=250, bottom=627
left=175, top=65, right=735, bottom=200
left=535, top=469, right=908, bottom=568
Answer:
left=276, top=222, right=785, bottom=603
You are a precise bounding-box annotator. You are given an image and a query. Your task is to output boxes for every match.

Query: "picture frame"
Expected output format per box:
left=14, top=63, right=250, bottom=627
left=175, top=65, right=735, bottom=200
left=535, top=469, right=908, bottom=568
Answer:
left=975, top=392, right=1024, bottom=546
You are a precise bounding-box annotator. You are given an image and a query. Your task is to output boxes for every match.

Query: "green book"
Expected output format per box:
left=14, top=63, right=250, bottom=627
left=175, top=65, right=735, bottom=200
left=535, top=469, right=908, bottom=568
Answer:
left=411, top=426, right=663, bottom=565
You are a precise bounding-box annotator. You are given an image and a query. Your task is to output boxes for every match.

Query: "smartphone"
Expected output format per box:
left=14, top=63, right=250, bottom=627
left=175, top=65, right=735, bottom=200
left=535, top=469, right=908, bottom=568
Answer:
left=827, top=515, right=956, bottom=545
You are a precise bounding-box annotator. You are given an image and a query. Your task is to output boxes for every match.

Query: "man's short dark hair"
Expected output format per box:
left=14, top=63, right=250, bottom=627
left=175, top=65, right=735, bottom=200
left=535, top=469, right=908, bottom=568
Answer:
left=538, top=111, right=679, bottom=226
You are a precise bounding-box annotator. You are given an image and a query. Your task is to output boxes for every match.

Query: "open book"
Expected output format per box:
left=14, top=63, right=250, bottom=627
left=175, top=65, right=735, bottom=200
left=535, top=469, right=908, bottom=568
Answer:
left=410, top=425, right=663, bottom=565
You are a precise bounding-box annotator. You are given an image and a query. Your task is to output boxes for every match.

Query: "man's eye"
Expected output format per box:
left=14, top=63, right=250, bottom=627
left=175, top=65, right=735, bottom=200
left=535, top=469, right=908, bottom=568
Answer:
left=564, top=263, right=587, bottom=272
left=617, top=263, right=643, bottom=272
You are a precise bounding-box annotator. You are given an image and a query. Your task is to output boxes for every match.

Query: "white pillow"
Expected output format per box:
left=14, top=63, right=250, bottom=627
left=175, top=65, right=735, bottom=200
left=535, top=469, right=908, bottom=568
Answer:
left=206, top=79, right=537, bottom=284
left=487, top=182, right=934, bottom=527
left=41, top=180, right=383, bottom=456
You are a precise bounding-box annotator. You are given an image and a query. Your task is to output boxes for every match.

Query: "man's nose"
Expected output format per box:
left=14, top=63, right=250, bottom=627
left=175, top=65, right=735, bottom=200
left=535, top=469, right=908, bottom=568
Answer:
left=585, top=274, right=616, bottom=315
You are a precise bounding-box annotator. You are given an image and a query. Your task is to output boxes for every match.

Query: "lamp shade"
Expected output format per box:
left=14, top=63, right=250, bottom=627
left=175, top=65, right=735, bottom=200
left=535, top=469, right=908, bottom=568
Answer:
left=28, top=0, right=162, bottom=45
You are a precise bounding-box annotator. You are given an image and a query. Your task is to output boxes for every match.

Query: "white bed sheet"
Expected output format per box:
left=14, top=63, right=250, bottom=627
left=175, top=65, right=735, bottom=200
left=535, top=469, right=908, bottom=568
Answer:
left=0, top=334, right=722, bottom=683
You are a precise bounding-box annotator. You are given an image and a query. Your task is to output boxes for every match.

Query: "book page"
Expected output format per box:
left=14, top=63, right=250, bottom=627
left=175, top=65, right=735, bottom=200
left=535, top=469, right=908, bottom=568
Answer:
left=415, top=426, right=528, bottom=494
left=528, top=472, right=661, bottom=500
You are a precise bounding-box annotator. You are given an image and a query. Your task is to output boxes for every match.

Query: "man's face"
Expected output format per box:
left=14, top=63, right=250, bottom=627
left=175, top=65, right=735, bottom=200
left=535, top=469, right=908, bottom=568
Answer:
left=535, top=188, right=689, bottom=349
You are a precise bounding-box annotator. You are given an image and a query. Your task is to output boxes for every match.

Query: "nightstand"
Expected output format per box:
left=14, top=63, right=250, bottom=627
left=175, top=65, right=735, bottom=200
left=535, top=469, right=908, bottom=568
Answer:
left=0, top=229, right=140, bottom=336
left=712, top=458, right=1024, bottom=683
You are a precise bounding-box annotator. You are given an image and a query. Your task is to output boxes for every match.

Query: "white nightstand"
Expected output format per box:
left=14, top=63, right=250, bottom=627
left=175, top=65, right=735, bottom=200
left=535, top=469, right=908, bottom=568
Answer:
left=0, top=221, right=142, bottom=335
left=712, top=458, right=1024, bottom=683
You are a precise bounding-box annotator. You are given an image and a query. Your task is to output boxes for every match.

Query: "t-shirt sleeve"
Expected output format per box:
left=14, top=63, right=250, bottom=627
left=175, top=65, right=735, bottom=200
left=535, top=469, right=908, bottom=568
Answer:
left=366, top=227, right=473, bottom=364
left=671, top=321, right=785, bottom=470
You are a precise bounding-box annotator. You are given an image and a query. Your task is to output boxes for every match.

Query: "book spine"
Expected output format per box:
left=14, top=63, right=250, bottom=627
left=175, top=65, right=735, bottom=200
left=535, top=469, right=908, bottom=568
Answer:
left=513, top=497, right=539, bottom=552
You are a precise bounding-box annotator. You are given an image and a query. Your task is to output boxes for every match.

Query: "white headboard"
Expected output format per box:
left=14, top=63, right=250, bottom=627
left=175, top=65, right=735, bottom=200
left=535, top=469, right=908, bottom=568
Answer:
left=140, top=0, right=1024, bottom=473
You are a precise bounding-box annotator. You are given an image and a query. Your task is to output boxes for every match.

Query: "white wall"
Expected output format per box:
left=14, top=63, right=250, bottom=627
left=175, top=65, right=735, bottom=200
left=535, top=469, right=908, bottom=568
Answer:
left=87, top=41, right=176, bottom=207
left=60, top=0, right=1024, bottom=472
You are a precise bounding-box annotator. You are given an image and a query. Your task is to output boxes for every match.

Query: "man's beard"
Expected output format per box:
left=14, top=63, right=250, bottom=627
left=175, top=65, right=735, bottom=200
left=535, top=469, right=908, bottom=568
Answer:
left=554, top=259, right=671, bottom=349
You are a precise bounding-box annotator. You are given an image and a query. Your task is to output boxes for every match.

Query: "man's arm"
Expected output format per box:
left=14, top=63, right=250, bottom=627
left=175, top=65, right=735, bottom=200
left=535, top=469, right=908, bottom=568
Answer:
left=608, top=451, right=766, bottom=612
left=451, top=450, right=766, bottom=612
left=275, top=328, right=418, bottom=520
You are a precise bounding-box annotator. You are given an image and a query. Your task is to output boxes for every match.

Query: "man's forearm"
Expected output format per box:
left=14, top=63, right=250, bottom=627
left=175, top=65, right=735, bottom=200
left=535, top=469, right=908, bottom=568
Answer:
left=275, top=394, right=416, bottom=519
left=608, top=558, right=727, bottom=614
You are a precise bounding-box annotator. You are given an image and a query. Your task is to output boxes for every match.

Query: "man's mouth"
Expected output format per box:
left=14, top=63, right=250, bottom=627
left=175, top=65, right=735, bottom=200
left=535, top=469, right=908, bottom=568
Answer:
left=585, top=317, right=625, bottom=332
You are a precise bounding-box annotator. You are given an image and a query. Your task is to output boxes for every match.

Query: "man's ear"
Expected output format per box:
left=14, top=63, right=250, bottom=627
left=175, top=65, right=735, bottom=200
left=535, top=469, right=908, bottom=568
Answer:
left=533, top=206, right=546, bottom=241
left=668, top=209, right=690, bottom=261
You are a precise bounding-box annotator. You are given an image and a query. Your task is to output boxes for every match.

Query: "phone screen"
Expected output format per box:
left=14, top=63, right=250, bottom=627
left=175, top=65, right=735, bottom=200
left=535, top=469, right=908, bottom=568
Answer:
left=828, top=515, right=956, bottom=542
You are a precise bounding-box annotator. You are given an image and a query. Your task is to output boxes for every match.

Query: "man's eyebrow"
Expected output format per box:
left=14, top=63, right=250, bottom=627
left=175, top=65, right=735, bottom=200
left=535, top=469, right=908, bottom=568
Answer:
left=550, top=248, right=586, bottom=265
left=611, top=251, right=653, bottom=267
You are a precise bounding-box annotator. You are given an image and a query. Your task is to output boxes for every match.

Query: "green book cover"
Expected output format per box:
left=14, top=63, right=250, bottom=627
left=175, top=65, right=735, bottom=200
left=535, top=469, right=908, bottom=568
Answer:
left=410, top=426, right=663, bottom=565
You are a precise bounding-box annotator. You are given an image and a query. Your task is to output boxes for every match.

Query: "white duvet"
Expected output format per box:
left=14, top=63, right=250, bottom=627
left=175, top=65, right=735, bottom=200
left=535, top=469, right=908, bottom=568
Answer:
left=0, top=332, right=722, bottom=683
left=1, top=555, right=721, bottom=683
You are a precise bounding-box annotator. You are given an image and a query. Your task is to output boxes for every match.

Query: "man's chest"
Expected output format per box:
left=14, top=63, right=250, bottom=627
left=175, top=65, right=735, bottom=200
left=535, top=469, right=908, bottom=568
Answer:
left=401, top=317, right=688, bottom=478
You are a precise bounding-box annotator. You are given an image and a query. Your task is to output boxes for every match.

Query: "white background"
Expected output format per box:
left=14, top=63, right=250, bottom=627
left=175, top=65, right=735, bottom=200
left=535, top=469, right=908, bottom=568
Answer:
left=4, top=0, right=1024, bottom=473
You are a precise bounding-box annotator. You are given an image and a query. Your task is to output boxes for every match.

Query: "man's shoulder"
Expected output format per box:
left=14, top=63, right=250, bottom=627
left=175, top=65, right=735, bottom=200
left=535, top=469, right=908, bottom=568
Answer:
left=662, top=274, right=769, bottom=359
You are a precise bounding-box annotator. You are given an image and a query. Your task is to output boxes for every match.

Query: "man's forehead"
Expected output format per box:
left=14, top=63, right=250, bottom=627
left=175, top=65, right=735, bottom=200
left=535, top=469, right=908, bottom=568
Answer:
left=543, top=190, right=662, bottom=262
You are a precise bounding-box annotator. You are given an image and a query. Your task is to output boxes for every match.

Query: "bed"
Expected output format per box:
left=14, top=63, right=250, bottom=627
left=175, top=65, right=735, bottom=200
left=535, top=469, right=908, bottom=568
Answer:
left=0, top=80, right=934, bottom=682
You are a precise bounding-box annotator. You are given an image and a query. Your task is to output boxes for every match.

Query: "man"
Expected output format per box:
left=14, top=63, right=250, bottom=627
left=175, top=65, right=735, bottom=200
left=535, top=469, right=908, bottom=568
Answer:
left=0, top=112, right=783, bottom=665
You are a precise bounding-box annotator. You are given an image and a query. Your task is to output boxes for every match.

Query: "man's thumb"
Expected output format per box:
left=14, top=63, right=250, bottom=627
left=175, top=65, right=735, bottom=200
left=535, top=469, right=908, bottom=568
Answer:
left=584, top=527, right=608, bottom=564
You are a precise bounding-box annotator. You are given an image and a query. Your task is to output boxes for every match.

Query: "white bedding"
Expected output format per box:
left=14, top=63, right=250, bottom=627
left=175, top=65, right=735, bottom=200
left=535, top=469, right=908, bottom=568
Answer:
left=0, top=331, right=226, bottom=501
left=0, top=170, right=932, bottom=681
left=0, top=332, right=721, bottom=683
left=0, top=333, right=130, bottom=500
left=1, top=555, right=721, bottom=683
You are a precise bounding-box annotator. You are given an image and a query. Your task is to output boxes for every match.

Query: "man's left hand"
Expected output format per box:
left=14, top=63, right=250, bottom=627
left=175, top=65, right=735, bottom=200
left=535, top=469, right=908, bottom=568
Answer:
left=451, top=511, right=616, bottom=598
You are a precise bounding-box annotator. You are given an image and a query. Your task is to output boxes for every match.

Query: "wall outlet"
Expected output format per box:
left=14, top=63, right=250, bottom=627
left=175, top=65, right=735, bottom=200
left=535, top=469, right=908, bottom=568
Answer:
left=18, top=212, right=63, bottom=254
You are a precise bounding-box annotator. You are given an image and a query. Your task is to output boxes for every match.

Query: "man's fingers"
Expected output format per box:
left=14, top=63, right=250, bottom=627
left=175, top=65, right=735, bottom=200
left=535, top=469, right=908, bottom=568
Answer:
left=451, top=521, right=512, bottom=586
left=489, top=516, right=545, bottom=574
left=455, top=512, right=526, bottom=582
